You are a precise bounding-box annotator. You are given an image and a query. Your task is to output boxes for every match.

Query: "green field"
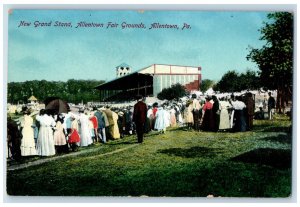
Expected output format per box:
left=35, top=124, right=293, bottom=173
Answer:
left=6, top=115, right=292, bottom=197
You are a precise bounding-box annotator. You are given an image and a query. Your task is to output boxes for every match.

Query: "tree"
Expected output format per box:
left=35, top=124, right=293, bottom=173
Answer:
left=239, top=69, right=261, bottom=90
left=7, top=79, right=105, bottom=104
left=247, top=12, right=293, bottom=113
left=213, top=70, right=240, bottom=92
left=214, top=70, right=260, bottom=92
left=201, top=79, right=215, bottom=92
left=157, top=83, right=187, bottom=100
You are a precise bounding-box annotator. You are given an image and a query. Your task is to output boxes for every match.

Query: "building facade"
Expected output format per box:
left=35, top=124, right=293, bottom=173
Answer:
left=95, top=64, right=201, bottom=101
left=139, top=64, right=201, bottom=96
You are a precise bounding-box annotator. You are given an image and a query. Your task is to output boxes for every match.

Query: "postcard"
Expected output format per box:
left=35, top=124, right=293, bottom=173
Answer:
left=4, top=5, right=295, bottom=202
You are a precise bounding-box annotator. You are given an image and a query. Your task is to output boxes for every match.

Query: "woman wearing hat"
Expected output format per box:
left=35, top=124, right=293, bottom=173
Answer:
left=184, top=99, right=194, bottom=130
left=20, top=108, right=37, bottom=156
left=201, top=96, right=214, bottom=131
left=36, top=109, right=56, bottom=156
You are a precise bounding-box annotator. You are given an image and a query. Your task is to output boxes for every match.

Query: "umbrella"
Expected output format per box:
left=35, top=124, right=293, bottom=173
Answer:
left=45, top=99, right=70, bottom=114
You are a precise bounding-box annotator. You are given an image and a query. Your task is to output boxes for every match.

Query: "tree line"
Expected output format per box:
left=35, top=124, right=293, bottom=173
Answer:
left=7, top=79, right=105, bottom=104
left=200, top=69, right=261, bottom=93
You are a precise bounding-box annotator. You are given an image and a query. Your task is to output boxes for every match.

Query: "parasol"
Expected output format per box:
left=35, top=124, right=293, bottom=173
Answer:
left=45, top=99, right=70, bottom=114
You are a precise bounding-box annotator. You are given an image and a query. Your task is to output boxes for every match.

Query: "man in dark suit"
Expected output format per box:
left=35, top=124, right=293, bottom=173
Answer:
left=133, top=95, right=148, bottom=143
left=268, top=92, right=276, bottom=120
left=245, top=92, right=255, bottom=130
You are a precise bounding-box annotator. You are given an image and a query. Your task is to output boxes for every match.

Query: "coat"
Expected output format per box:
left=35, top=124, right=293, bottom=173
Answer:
left=133, top=101, right=148, bottom=125
left=104, top=109, right=114, bottom=126
left=109, top=111, right=120, bottom=139
left=94, top=111, right=106, bottom=129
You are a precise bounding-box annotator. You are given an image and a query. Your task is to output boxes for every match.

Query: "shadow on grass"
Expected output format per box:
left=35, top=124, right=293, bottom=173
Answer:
left=158, top=146, right=223, bottom=158
left=107, top=141, right=137, bottom=145
left=253, top=125, right=291, bottom=133
left=231, top=148, right=291, bottom=170
left=262, top=134, right=292, bottom=144
left=167, top=127, right=187, bottom=132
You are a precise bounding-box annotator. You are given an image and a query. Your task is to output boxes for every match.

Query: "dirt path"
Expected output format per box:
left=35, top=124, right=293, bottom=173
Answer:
left=7, top=144, right=138, bottom=171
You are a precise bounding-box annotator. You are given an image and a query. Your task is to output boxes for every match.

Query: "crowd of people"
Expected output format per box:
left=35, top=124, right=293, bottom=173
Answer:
left=7, top=92, right=277, bottom=161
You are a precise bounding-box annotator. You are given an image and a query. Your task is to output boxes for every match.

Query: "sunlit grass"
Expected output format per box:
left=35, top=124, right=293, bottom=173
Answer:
left=6, top=114, right=292, bottom=197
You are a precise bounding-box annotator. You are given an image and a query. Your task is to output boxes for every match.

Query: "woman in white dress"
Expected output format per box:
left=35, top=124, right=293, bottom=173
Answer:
left=20, top=110, right=37, bottom=156
left=79, top=111, right=93, bottom=147
left=36, top=110, right=56, bottom=156
left=154, top=106, right=169, bottom=133
left=219, top=100, right=231, bottom=130
left=54, top=117, right=68, bottom=153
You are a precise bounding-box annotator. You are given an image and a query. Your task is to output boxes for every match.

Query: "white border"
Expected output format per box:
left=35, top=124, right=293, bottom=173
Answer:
left=1, top=1, right=299, bottom=206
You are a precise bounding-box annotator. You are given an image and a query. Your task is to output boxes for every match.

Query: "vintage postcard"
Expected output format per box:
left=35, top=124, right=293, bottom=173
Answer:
left=4, top=5, right=295, bottom=202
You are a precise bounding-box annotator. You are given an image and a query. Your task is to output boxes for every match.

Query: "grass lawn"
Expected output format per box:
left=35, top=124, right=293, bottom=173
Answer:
left=6, top=114, right=292, bottom=197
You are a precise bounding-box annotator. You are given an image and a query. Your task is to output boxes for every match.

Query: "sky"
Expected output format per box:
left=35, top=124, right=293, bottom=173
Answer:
left=8, top=10, right=269, bottom=83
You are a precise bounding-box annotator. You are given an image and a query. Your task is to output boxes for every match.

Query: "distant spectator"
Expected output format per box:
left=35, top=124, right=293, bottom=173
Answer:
left=230, top=96, right=247, bottom=132
left=245, top=92, right=255, bottom=130
left=268, top=92, right=276, bottom=120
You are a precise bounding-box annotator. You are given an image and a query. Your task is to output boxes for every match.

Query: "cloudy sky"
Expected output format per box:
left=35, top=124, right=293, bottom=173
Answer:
left=8, top=10, right=269, bottom=82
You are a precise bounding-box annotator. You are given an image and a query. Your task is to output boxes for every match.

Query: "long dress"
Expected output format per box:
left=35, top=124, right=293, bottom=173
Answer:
left=68, top=119, right=80, bottom=144
left=219, top=101, right=231, bottom=130
left=110, top=111, right=120, bottom=139
left=201, top=101, right=214, bottom=131
left=36, top=114, right=56, bottom=156
left=79, top=113, right=93, bottom=146
left=170, top=109, right=177, bottom=127
left=184, top=103, right=194, bottom=124
left=154, top=108, right=169, bottom=130
left=20, top=115, right=37, bottom=156
left=231, top=100, right=247, bottom=132
left=54, top=121, right=66, bottom=146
